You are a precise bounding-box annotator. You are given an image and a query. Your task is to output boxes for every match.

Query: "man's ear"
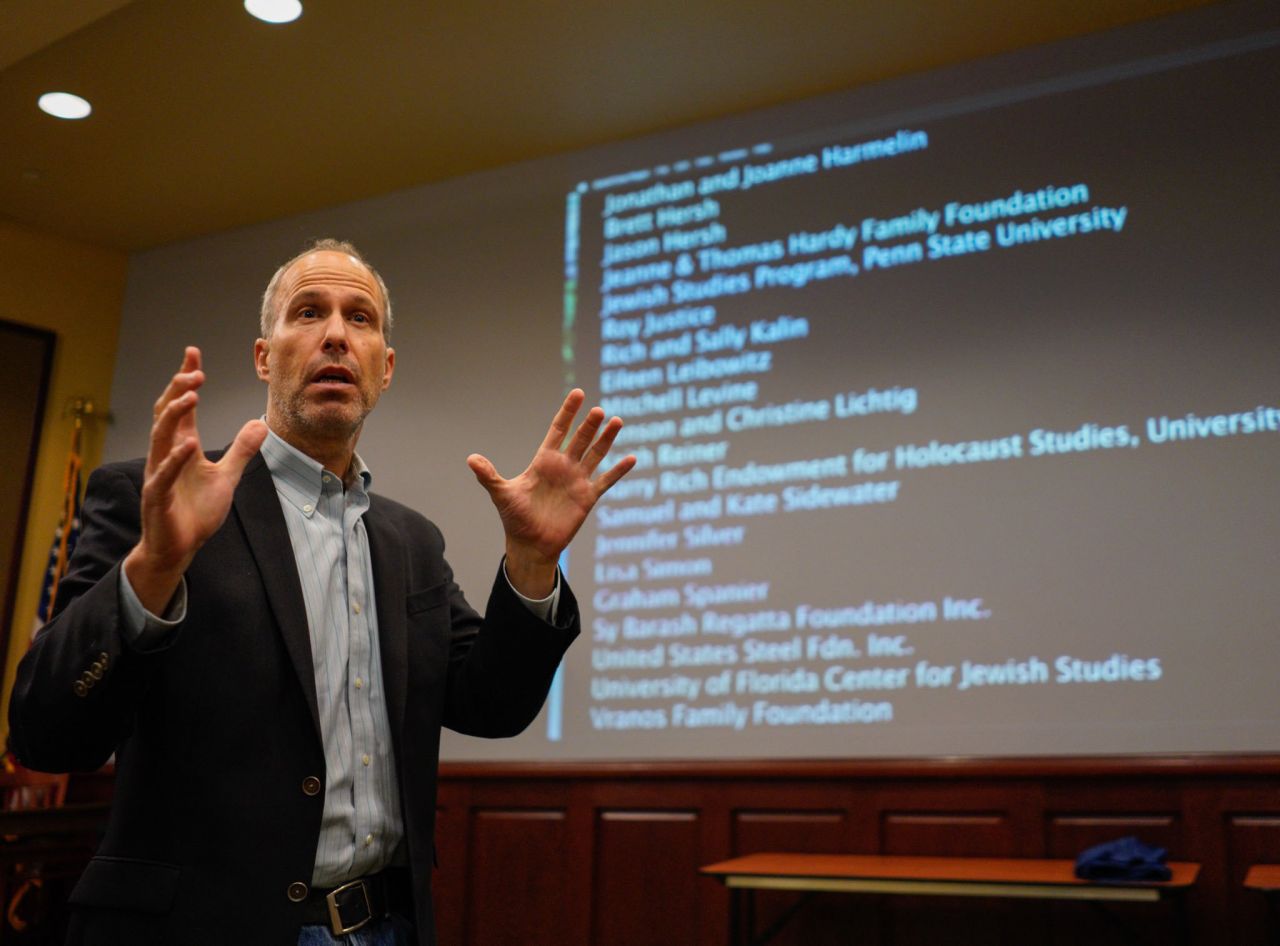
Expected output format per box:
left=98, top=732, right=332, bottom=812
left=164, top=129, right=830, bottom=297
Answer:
left=382, top=347, right=395, bottom=391
left=254, top=338, right=270, bottom=381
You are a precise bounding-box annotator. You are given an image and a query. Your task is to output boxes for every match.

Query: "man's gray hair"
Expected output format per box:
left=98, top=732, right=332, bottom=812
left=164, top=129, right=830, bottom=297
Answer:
left=259, top=238, right=394, bottom=341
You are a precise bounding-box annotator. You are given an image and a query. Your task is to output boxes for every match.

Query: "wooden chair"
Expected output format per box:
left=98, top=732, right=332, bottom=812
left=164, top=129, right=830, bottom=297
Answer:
left=2, top=766, right=72, bottom=938
left=0, top=770, right=68, bottom=814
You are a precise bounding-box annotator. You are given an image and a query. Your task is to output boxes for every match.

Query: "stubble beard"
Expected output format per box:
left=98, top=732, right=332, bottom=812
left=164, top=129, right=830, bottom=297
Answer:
left=269, top=381, right=373, bottom=446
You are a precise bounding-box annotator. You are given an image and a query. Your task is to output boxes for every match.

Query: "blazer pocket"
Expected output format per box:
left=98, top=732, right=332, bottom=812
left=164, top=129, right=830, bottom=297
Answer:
left=69, top=856, right=181, bottom=914
left=406, top=582, right=448, bottom=615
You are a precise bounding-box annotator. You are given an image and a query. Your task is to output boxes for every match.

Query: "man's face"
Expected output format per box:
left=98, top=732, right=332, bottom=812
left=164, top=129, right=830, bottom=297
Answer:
left=254, top=250, right=395, bottom=445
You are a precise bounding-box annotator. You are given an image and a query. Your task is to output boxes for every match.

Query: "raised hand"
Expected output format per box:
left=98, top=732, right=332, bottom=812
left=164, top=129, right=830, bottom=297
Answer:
left=467, top=389, right=635, bottom=598
left=123, top=347, right=268, bottom=614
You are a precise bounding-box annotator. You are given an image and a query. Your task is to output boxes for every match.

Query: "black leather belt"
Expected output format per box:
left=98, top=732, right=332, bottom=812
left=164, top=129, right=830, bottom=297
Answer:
left=299, top=869, right=409, bottom=936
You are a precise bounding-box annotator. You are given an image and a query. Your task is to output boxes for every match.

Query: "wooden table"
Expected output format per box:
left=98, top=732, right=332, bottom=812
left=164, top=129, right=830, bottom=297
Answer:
left=701, top=852, right=1200, bottom=946
left=1245, top=865, right=1280, bottom=945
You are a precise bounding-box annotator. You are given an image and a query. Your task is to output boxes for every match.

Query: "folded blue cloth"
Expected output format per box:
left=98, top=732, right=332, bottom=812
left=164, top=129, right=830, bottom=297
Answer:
left=1074, top=835, right=1172, bottom=881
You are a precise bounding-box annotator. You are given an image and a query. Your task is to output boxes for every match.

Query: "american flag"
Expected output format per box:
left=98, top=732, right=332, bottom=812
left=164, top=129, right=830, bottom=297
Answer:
left=32, top=429, right=83, bottom=634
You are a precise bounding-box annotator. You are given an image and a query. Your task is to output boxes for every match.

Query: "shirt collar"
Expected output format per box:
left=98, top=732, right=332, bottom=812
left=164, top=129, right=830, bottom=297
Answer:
left=260, top=425, right=372, bottom=514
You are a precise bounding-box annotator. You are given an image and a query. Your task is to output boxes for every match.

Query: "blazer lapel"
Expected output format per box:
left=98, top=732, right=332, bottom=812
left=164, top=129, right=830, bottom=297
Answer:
left=364, top=500, right=408, bottom=740
left=232, top=453, right=322, bottom=744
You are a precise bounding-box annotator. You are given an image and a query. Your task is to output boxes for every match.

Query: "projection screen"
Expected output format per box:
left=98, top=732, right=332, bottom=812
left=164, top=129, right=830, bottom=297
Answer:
left=108, top=1, right=1280, bottom=760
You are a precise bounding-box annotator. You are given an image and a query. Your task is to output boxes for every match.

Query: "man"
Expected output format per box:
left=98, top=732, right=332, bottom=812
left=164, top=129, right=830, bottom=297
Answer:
left=8, top=240, right=633, bottom=944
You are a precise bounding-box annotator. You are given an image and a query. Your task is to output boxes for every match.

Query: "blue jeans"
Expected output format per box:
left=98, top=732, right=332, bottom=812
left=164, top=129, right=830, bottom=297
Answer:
left=298, top=913, right=414, bottom=945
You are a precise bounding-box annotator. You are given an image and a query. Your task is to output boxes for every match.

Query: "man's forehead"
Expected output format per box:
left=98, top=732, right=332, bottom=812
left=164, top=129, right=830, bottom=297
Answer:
left=280, top=251, right=382, bottom=304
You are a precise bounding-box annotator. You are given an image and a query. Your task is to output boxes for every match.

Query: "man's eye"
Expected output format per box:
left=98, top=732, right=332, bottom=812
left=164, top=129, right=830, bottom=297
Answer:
left=352, top=312, right=369, bottom=324
left=300, top=308, right=319, bottom=319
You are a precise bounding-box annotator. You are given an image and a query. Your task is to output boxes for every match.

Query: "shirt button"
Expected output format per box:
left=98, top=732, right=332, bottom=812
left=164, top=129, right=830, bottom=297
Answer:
left=364, top=834, right=374, bottom=847
left=287, top=881, right=309, bottom=901
left=354, top=678, right=364, bottom=690
left=353, top=602, right=362, bottom=615
left=323, top=474, right=332, bottom=484
left=301, top=776, right=322, bottom=796
left=302, top=503, right=313, bottom=514
left=362, top=754, right=371, bottom=766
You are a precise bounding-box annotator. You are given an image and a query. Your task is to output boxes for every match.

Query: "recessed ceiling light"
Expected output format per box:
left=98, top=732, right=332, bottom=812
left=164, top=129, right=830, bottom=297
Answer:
left=245, top=0, right=303, bottom=24
left=38, top=92, right=92, bottom=120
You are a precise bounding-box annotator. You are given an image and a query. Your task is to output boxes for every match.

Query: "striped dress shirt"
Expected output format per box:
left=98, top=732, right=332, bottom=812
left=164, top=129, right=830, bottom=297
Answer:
left=259, top=430, right=402, bottom=886
left=118, top=429, right=560, bottom=889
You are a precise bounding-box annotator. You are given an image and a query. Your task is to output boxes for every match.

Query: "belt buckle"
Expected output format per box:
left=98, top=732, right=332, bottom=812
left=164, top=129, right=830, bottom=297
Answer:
left=325, top=878, right=374, bottom=936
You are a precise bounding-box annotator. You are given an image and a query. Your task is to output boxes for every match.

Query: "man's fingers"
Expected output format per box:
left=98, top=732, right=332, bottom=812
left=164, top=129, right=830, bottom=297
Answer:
left=147, top=391, right=199, bottom=473
left=581, top=416, right=624, bottom=472
left=540, top=389, right=586, bottom=451
left=565, top=407, right=605, bottom=461
left=595, top=454, right=638, bottom=496
left=152, top=370, right=204, bottom=418
left=145, top=437, right=199, bottom=500
left=218, top=419, right=269, bottom=480
left=153, top=347, right=205, bottom=418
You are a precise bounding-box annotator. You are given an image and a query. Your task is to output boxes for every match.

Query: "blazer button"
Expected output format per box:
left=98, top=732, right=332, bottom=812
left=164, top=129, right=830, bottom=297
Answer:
left=287, top=881, right=309, bottom=902
left=73, top=681, right=88, bottom=698
left=302, top=776, right=321, bottom=796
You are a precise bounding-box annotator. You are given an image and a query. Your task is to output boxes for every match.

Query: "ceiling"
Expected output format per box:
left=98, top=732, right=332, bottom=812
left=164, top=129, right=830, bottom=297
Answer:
left=1, top=0, right=1221, bottom=252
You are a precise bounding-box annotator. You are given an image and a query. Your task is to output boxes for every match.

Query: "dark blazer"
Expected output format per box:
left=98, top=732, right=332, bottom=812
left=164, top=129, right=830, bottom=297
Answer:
left=8, top=452, right=578, bottom=945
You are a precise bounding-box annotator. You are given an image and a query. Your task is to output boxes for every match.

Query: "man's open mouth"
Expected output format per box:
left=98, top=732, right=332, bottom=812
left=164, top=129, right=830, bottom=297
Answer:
left=310, top=366, right=356, bottom=386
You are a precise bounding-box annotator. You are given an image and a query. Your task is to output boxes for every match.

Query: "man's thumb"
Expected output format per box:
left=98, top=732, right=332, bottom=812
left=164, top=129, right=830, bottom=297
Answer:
left=222, top=419, right=269, bottom=478
left=466, top=453, right=501, bottom=493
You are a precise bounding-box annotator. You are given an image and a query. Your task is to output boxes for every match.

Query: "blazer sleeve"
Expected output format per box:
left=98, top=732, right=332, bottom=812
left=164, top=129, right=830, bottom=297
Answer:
left=8, top=462, right=170, bottom=772
left=439, top=564, right=580, bottom=739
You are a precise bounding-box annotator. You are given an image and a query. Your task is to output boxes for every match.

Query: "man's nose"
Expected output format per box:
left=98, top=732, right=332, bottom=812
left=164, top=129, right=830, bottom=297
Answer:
left=320, top=312, right=349, bottom=351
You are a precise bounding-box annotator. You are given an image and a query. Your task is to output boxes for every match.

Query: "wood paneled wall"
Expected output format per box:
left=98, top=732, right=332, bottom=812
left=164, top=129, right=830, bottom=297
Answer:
left=433, top=756, right=1280, bottom=946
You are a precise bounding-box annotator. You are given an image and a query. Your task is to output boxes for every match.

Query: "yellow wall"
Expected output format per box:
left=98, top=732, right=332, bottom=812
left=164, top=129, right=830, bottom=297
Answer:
left=0, top=221, right=127, bottom=741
